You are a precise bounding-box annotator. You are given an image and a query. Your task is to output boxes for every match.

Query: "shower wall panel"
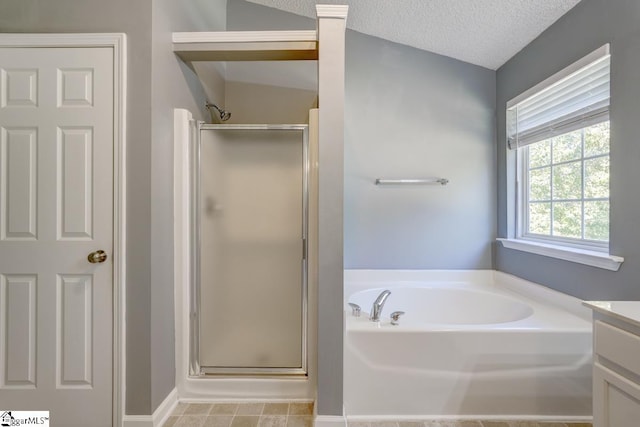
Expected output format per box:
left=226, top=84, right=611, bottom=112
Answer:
left=198, top=127, right=306, bottom=372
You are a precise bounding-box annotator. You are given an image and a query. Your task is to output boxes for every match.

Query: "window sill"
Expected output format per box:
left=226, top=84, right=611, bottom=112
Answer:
left=497, top=238, right=624, bottom=271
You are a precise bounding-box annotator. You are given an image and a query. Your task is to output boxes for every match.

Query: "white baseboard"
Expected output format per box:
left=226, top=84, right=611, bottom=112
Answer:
left=153, top=388, right=179, bottom=426
left=122, top=388, right=178, bottom=427
left=314, top=415, right=347, bottom=427
left=122, top=415, right=153, bottom=427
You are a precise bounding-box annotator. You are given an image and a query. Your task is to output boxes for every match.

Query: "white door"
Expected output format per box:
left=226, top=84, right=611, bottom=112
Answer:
left=0, top=46, right=114, bottom=427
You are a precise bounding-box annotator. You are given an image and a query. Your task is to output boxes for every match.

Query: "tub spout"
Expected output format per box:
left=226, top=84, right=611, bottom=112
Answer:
left=370, top=290, right=391, bottom=322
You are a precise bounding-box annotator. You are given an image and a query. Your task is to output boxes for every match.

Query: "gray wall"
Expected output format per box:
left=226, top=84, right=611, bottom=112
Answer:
left=228, top=0, right=314, bottom=31
left=224, top=80, right=316, bottom=124
left=496, top=0, right=640, bottom=300
left=344, top=31, right=496, bottom=269
left=0, top=0, right=156, bottom=414
left=150, top=0, right=226, bottom=412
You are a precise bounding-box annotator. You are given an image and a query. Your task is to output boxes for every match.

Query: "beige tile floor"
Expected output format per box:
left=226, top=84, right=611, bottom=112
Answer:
left=163, top=402, right=592, bottom=427
left=348, top=422, right=592, bottom=427
left=163, top=402, right=314, bottom=427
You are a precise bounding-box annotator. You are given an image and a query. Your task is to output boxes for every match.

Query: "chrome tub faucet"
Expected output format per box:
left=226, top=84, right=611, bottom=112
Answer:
left=370, top=290, right=391, bottom=322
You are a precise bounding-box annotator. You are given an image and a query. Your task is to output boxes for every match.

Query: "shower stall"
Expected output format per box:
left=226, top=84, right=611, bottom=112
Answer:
left=190, top=122, right=311, bottom=377
left=172, top=10, right=344, bottom=402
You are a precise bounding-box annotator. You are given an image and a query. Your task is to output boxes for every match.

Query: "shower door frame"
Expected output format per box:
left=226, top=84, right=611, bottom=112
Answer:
left=190, top=122, right=310, bottom=377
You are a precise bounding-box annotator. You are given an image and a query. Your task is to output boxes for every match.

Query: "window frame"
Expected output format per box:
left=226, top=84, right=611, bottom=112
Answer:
left=499, top=44, right=624, bottom=271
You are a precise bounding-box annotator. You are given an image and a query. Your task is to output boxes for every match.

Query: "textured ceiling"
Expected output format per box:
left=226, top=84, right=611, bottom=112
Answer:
left=245, top=0, right=582, bottom=70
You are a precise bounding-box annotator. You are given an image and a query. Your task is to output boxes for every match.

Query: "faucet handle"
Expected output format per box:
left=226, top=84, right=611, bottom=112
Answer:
left=390, top=311, right=405, bottom=325
left=348, top=303, right=361, bottom=317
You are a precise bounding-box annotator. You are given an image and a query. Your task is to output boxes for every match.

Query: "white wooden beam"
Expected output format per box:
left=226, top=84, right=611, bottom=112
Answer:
left=315, top=4, right=348, bottom=418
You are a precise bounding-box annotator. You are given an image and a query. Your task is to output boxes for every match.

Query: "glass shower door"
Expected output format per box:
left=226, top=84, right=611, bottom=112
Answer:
left=195, top=125, right=308, bottom=375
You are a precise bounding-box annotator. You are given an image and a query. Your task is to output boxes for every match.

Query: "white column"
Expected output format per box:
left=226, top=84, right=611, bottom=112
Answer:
left=316, top=4, right=348, bottom=418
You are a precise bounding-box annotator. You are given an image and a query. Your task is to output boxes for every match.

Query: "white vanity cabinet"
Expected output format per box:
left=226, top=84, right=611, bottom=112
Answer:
left=585, top=302, right=640, bottom=427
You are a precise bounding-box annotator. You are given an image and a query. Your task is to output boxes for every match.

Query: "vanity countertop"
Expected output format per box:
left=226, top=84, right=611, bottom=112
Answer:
left=584, top=301, right=640, bottom=328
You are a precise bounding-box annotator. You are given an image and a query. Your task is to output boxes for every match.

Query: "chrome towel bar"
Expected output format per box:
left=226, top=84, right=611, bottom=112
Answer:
left=375, top=178, right=449, bottom=186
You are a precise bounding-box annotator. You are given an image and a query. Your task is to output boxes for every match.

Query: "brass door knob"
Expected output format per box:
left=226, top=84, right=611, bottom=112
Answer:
left=88, top=250, right=108, bottom=264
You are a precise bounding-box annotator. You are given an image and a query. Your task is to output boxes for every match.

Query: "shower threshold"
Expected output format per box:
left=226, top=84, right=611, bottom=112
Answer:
left=196, top=367, right=308, bottom=377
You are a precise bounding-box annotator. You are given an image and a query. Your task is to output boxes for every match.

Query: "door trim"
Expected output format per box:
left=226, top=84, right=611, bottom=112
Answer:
left=0, top=33, right=127, bottom=427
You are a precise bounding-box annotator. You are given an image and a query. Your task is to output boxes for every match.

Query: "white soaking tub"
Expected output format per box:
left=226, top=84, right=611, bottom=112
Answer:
left=344, top=270, right=593, bottom=421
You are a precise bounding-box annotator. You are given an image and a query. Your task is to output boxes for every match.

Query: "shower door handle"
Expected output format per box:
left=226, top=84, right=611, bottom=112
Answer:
left=302, top=238, right=307, bottom=260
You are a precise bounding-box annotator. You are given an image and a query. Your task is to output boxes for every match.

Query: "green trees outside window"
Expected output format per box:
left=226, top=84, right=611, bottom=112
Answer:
left=526, top=121, right=610, bottom=243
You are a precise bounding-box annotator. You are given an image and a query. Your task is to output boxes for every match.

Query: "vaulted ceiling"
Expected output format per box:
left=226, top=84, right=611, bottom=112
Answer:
left=245, top=0, right=582, bottom=70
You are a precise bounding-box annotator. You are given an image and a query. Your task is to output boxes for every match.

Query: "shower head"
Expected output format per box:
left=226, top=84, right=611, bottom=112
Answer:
left=206, top=102, right=231, bottom=122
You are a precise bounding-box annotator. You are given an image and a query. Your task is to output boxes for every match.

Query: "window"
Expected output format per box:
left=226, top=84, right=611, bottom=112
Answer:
left=502, top=45, right=621, bottom=269
left=521, top=121, right=609, bottom=247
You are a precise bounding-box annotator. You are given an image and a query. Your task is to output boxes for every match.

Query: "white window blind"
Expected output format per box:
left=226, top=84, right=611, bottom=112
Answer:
left=507, top=45, right=610, bottom=149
